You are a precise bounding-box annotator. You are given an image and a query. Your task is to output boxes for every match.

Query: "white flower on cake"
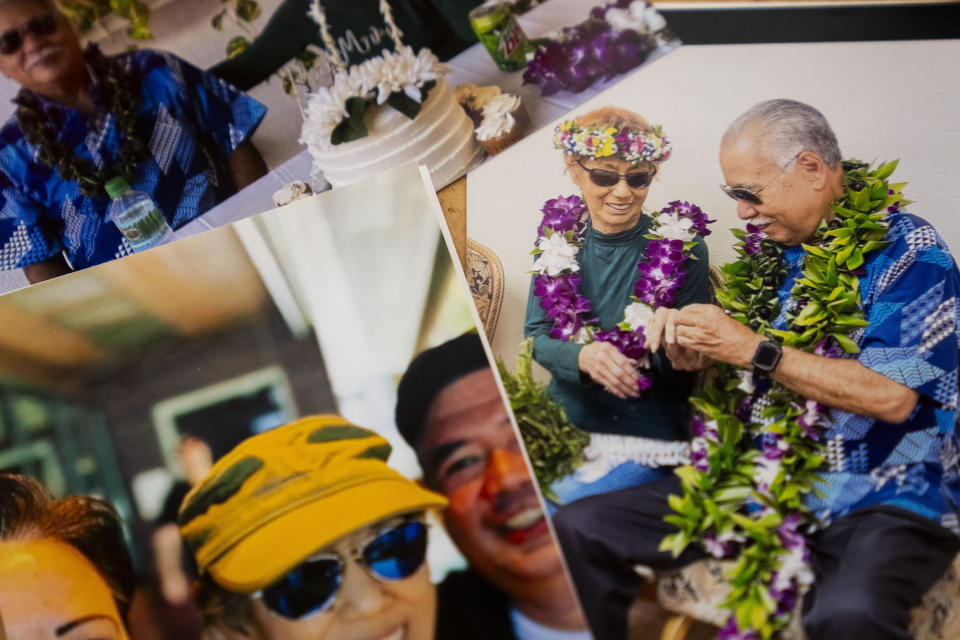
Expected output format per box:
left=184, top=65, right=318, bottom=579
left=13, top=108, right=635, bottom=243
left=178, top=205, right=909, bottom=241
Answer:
left=533, top=234, right=579, bottom=276
left=623, top=302, right=654, bottom=331
left=654, top=211, right=696, bottom=242
left=360, top=46, right=445, bottom=104
left=299, top=70, right=366, bottom=151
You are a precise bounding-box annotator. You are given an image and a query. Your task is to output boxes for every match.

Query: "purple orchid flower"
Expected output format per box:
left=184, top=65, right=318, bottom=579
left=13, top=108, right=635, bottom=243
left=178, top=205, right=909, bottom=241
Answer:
left=718, top=617, right=759, bottom=640
left=743, top=223, right=764, bottom=255
left=690, top=438, right=710, bottom=472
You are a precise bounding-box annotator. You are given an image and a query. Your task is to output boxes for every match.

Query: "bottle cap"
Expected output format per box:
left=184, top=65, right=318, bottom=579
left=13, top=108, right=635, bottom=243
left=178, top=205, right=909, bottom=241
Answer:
left=104, top=177, right=129, bottom=199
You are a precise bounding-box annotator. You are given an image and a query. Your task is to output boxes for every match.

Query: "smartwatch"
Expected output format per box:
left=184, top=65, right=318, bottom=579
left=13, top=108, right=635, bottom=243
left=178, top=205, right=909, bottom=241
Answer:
left=751, top=340, right=783, bottom=383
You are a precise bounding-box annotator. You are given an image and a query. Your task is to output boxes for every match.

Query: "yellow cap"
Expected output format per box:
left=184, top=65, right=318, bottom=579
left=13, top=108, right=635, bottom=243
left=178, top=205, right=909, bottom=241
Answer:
left=177, top=415, right=447, bottom=593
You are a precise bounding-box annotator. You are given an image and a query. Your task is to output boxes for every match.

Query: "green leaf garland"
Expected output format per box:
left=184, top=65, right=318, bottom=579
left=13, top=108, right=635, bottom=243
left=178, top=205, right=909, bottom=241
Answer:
left=497, top=339, right=590, bottom=502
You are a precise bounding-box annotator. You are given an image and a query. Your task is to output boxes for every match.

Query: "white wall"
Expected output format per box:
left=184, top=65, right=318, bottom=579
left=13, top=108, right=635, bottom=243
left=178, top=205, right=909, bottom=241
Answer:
left=0, top=0, right=308, bottom=169
left=466, top=39, right=960, bottom=369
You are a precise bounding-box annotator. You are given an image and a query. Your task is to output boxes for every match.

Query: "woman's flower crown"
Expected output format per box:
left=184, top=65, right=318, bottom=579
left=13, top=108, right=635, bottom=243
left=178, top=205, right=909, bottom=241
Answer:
left=552, top=120, right=672, bottom=165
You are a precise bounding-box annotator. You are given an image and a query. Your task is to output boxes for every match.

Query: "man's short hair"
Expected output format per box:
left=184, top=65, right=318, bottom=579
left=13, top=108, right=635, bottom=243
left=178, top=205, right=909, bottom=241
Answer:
left=723, top=99, right=842, bottom=171
left=395, top=331, right=491, bottom=454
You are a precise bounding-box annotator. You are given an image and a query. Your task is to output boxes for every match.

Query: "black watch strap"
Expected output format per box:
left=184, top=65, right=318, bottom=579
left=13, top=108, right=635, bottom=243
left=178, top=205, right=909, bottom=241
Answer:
left=751, top=340, right=783, bottom=383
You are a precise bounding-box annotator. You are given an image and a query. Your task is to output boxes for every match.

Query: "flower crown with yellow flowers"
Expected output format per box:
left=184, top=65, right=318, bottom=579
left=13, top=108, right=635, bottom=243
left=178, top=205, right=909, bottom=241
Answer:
left=552, top=120, right=672, bottom=166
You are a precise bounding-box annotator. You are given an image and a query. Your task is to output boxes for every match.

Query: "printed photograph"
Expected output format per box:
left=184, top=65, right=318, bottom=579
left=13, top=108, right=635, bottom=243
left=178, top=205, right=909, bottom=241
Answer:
left=464, top=37, right=960, bottom=640
left=0, top=0, right=679, bottom=293
left=0, top=163, right=592, bottom=640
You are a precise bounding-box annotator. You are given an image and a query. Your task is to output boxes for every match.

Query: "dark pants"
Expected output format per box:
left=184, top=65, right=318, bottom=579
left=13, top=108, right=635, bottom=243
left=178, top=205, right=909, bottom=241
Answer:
left=552, top=476, right=960, bottom=640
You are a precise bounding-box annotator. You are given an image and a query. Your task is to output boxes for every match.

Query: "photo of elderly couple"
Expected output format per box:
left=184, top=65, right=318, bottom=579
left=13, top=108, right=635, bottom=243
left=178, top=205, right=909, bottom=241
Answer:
left=462, top=34, right=960, bottom=640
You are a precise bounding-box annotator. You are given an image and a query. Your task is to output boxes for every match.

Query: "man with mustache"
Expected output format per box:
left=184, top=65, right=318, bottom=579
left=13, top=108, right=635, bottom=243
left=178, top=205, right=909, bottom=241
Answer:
left=0, top=0, right=267, bottom=283
left=396, top=332, right=592, bottom=640
left=552, top=99, right=960, bottom=640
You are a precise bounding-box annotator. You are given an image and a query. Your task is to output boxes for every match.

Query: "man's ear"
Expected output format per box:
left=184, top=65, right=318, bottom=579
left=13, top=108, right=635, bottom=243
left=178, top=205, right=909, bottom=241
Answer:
left=795, top=150, right=829, bottom=190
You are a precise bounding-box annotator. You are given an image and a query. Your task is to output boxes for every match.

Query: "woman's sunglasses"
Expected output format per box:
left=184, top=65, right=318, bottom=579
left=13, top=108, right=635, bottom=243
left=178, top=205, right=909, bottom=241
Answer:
left=577, top=159, right=655, bottom=189
left=254, top=519, right=428, bottom=620
left=0, top=14, right=57, bottom=56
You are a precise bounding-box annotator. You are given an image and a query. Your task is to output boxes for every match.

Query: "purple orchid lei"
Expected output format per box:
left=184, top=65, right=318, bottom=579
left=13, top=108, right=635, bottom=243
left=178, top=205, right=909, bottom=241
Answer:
left=531, top=195, right=712, bottom=391
left=523, top=0, right=668, bottom=96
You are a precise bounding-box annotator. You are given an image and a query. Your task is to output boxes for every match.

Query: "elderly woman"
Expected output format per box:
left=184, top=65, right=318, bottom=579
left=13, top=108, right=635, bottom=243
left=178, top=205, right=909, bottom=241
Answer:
left=524, top=106, right=711, bottom=505
left=178, top=415, right=447, bottom=640
left=0, top=473, right=135, bottom=639
left=0, top=0, right=267, bottom=283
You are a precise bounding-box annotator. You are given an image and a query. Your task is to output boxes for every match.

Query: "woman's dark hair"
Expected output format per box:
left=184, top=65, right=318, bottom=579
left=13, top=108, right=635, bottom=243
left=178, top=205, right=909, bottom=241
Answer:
left=196, top=574, right=256, bottom=638
left=0, top=473, right=136, bottom=617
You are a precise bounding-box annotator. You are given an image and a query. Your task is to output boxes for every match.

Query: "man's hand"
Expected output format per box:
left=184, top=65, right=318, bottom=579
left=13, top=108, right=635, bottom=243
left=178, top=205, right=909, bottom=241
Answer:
left=578, top=341, right=641, bottom=399
left=23, top=254, right=72, bottom=284
left=672, top=304, right=763, bottom=368
left=645, top=307, right=713, bottom=371
left=227, top=140, right=268, bottom=191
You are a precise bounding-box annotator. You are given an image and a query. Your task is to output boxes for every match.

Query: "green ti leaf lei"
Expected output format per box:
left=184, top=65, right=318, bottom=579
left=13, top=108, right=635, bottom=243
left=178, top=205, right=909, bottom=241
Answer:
left=660, top=159, right=907, bottom=639
left=497, top=339, right=590, bottom=502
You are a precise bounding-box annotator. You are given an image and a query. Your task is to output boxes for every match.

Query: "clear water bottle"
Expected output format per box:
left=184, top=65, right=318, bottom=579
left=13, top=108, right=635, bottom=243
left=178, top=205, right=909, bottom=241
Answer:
left=105, top=177, right=174, bottom=252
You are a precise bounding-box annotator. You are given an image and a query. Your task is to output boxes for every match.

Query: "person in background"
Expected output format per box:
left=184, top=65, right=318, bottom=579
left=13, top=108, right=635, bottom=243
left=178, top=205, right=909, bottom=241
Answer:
left=0, top=473, right=136, bottom=639
left=153, top=436, right=214, bottom=606
left=0, top=0, right=267, bottom=283
left=210, top=0, right=484, bottom=91
left=178, top=415, right=447, bottom=640
left=396, top=332, right=593, bottom=640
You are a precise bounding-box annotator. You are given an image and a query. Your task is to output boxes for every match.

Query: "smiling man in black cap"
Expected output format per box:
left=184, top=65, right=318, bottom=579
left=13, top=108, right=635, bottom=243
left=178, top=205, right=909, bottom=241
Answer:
left=396, top=331, right=592, bottom=640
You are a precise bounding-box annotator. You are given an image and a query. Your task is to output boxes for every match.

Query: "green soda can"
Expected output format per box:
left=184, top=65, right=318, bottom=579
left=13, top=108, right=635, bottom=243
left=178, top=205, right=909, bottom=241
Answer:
left=469, top=2, right=529, bottom=72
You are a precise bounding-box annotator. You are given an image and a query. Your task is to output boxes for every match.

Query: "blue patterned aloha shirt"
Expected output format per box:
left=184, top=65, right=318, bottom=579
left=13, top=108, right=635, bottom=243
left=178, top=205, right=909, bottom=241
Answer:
left=751, top=212, right=960, bottom=533
left=0, top=48, right=266, bottom=271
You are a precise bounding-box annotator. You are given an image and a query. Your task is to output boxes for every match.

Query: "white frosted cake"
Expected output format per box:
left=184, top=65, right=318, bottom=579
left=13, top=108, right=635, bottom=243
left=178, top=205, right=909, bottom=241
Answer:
left=299, top=1, right=484, bottom=189
left=309, top=78, right=483, bottom=189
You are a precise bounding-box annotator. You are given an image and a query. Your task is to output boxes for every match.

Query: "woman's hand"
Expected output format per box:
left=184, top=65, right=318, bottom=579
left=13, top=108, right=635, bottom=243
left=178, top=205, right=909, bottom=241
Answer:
left=578, top=341, right=641, bottom=399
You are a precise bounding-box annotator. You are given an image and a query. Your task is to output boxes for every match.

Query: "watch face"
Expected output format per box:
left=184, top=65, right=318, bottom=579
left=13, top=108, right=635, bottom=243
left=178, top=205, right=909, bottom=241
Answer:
left=754, top=342, right=781, bottom=369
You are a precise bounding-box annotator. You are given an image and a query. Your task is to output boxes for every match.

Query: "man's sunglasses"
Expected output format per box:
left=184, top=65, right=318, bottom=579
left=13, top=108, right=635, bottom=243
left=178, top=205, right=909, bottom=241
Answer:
left=254, top=519, right=428, bottom=620
left=0, top=14, right=57, bottom=56
left=577, top=159, right=655, bottom=189
left=719, top=183, right=765, bottom=206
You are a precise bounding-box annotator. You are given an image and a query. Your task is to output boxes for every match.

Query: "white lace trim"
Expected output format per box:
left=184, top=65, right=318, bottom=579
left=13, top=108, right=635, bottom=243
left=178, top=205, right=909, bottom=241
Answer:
left=576, top=433, right=690, bottom=483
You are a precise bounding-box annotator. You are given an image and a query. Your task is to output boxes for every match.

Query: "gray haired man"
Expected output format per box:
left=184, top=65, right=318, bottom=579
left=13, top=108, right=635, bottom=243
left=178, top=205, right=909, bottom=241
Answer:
left=553, top=99, right=960, bottom=640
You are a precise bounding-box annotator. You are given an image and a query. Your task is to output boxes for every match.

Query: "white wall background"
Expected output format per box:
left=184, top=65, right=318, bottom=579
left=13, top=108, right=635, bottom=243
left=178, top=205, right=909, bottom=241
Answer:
left=466, top=39, right=960, bottom=369
left=0, top=0, right=309, bottom=169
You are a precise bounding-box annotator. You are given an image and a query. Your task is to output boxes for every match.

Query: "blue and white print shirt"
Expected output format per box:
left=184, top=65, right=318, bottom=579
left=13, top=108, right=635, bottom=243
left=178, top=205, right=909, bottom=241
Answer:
left=752, top=212, right=960, bottom=532
left=0, top=49, right=266, bottom=271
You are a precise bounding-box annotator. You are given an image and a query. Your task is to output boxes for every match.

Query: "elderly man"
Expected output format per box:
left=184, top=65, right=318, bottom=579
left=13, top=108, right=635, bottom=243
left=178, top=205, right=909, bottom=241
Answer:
left=553, top=99, right=960, bottom=640
left=396, top=332, right=592, bottom=640
left=0, top=0, right=267, bottom=283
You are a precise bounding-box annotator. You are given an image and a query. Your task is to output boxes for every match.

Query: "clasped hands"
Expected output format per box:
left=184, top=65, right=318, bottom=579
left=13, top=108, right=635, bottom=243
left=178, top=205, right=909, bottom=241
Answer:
left=578, top=304, right=763, bottom=398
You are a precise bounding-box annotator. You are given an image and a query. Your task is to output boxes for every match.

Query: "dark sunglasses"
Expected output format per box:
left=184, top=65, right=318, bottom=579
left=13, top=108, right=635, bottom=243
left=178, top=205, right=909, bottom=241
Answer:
left=254, top=519, right=428, bottom=620
left=0, top=14, right=57, bottom=56
left=577, top=159, right=655, bottom=189
left=719, top=183, right=765, bottom=206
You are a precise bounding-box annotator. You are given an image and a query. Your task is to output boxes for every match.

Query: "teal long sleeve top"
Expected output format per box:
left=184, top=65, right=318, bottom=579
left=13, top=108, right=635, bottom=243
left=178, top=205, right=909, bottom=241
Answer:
left=209, top=0, right=484, bottom=91
left=524, top=215, right=711, bottom=439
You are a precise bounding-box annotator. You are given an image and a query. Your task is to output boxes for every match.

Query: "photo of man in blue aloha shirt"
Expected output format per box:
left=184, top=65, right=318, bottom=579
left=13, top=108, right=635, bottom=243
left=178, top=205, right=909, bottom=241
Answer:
left=0, top=0, right=268, bottom=283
